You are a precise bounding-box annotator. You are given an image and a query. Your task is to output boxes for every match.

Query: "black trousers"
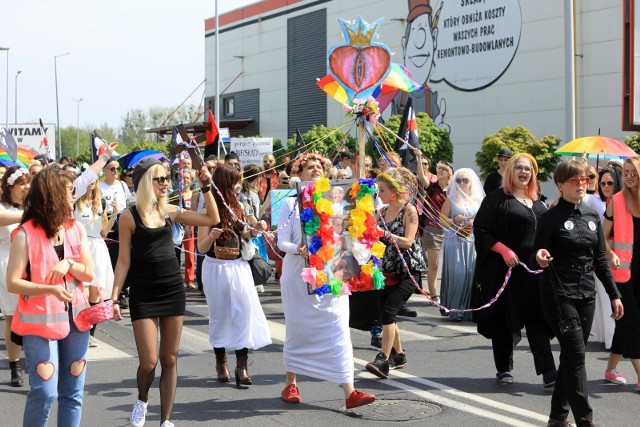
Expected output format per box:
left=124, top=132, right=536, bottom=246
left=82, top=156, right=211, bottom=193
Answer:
left=490, top=317, right=556, bottom=375
left=378, top=273, right=420, bottom=325
left=540, top=291, right=595, bottom=423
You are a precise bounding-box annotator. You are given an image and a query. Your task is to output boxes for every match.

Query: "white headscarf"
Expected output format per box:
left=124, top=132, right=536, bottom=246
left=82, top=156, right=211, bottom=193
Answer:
left=446, top=168, right=485, bottom=211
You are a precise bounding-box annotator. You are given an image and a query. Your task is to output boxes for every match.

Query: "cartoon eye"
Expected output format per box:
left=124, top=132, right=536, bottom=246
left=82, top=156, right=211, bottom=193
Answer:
left=414, top=27, right=427, bottom=50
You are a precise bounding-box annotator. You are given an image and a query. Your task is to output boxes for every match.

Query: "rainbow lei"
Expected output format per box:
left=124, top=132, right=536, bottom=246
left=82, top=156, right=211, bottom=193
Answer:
left=300, top=177, right=386, bottom=297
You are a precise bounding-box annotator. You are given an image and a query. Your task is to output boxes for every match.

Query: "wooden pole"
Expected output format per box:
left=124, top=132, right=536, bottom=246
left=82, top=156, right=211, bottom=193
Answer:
left=358, top=119, right=366, bottom=178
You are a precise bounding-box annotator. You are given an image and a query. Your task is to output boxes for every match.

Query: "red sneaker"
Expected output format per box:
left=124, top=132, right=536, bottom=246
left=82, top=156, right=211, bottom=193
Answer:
left=281, top=384, right=302, bottom=403
left=345, top=389, right=376, bottom=409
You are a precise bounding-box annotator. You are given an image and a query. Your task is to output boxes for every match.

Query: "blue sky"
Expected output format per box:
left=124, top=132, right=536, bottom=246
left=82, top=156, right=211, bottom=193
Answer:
left=1, top=0, right=257, bottom=130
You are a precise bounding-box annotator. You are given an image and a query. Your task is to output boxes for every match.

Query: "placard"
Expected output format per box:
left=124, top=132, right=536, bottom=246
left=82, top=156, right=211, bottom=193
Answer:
left=230, top=137, right=273, bottom=166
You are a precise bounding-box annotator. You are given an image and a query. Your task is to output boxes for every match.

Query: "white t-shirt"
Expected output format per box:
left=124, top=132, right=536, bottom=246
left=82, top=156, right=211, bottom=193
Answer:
left=99, top=180, right=131, bottom=215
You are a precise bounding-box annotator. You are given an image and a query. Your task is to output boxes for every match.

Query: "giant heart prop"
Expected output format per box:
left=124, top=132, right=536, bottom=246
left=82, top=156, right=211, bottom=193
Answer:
left=327, top=17, right=391, bottom=101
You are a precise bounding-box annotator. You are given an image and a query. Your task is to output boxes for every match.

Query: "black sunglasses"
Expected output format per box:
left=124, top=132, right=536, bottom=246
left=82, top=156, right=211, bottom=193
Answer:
left=588, top=174, right=596, bottom=180
left=456, top=177, right=470, bottom=184
left=599, top=181, right=615, bottom=187
left=107, top=166, right=119, bottom=172
left=152, top=175, right=171, bottom=185
left=125, top=173, right=133, bottom=178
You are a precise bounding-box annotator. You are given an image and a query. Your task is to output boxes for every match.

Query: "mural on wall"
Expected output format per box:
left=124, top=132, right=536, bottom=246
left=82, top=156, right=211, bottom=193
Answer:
left=394, top=0, right=522, bottom=133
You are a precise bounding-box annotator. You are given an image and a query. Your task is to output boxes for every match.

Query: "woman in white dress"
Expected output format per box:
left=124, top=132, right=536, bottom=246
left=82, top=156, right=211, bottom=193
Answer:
left=74, top=178, right=117, bottom=347
left=0, top=166, right=30, bottom=386
left=277, top=152, right=376, bottom=410
left=587, top=166, right=622, bottom=348
left=197, top=164, right=271, bottom=386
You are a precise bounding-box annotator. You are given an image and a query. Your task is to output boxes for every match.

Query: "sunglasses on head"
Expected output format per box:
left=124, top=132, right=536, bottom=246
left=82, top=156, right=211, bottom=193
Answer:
left=456, top=177, right=470, bottom=184
left=152, top=175, right=170, bottom=185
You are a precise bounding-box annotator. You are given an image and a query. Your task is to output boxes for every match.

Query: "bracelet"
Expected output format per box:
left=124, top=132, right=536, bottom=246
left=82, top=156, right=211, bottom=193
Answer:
left=112, top=302, right=119, bottom=306
left=201, top=186, right=211, bottom=194
left=99, top=153, right=110, bottom=162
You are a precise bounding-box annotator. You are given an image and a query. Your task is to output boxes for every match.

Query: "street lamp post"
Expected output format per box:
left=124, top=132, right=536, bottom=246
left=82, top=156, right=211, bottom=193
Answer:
left=72, top=97, right=83, bottom=157
left=0, top=47, right=9, bottom=127
left=14, top=70, right=21, bottom=124
left=54, top=52, right=70, bottom=159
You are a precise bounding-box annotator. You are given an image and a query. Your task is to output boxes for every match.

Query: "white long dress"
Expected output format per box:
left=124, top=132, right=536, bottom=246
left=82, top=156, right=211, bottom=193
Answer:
left=277, top=197, right=354, bottom=384
left=0, top=204, right=21, bottom=315
left=74, top=203, right=115, bottom=300
left=202, top=257, right=271, bottom=350
left=582, top=194, right=615, bottom=348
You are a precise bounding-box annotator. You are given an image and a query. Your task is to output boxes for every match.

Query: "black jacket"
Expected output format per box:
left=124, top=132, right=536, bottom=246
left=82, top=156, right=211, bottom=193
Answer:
left=532, top=197, right=620, bottom=301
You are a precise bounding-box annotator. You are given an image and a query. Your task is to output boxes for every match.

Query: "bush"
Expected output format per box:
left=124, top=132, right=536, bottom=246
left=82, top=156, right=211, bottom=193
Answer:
left=475, top=126, right=560, bottom=182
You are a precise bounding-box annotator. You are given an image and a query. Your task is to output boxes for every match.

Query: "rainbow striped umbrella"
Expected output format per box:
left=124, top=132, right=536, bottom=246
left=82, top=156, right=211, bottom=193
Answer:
left=0, top=147, right=37, bottom=168
left=555, top=136, right=638, bottom=159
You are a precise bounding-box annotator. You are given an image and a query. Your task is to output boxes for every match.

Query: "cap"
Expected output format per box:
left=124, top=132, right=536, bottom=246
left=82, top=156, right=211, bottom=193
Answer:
left=133, top=158, right=162, bottom=191
left=497, top=148, right=513, bottom=158
left=407, top=0, right=432, bottom=23
left=339, top=151, right=353, bottom=160
left=607, top=159, right=624, bottom=167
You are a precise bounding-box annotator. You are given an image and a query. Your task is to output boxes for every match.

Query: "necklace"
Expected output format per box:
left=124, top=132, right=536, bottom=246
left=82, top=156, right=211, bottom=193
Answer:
left=516, top=195, right=532, bottom=208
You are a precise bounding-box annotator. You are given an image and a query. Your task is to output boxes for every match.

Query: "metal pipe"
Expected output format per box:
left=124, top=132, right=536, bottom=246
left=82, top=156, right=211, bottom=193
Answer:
left=0, top=47, right=9, bottom=127
left=15, top=70, right=21, bottom=124
left=72, top=97, right=83, bottom=156
left=54, top=52, right=70, bottom=159
left=564, top=0, right=576, bottom=142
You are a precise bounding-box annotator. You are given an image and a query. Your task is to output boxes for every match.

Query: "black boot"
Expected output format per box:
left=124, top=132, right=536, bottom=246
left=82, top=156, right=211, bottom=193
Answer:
left=9, top=360, right=23, bottom=387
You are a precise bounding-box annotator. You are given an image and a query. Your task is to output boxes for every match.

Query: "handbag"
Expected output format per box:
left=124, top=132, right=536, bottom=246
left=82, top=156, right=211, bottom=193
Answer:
left=213, top=228, right=241, bottom=260
left=75, top=286, right=114, bottom=330
left=240, top=239, right=257, bottom=261
left=248, top=252, right=272, bottom=286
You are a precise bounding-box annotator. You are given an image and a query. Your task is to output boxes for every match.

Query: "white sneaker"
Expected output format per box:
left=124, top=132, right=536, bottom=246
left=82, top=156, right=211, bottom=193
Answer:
left=256, top=285, right=265, bottom=293
left=130, top=400, right=147, bottom=427
left=89, top=336, right=98, bottom=348
left=160, top=421, right=174, bottom=427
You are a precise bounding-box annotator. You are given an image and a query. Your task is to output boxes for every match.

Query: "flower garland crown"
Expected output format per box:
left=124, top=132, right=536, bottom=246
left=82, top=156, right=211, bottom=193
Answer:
left=7, top=168, right=28, bottom=186
left=291, top=152, right=332, bottom=175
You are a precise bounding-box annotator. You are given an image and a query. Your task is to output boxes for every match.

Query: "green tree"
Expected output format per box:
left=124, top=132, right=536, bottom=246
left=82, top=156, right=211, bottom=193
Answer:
left=384, top=112, right=453, bottom=169
left=475, top=126, right=560, bottom=182
left=625, top=133, right=640, bottom=154
left=286, top=125, right=356, bottom=155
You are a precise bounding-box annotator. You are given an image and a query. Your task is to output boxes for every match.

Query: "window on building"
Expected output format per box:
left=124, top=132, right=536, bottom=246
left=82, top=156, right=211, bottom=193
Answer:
left=223, top=97, right=235, bottom=117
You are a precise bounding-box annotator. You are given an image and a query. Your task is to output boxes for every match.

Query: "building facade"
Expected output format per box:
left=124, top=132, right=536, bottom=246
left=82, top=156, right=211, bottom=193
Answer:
left=204, top=0, right=634, bottom=169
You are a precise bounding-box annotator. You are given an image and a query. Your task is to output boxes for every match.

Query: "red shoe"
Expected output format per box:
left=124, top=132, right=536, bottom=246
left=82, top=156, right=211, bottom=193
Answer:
left=345, top=389, right=376, bottom=409
left=281, top=384, right=302, bottom=403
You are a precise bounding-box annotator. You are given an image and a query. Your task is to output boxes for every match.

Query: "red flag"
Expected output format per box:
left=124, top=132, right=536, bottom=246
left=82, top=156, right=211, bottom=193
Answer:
left=206, top=109, right=219, bottom=146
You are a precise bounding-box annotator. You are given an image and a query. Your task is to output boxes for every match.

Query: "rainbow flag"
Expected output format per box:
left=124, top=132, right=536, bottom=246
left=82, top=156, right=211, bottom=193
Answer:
left=0, top=147, right=37, bottom=168
left=318, top=62, right=423, bottom=111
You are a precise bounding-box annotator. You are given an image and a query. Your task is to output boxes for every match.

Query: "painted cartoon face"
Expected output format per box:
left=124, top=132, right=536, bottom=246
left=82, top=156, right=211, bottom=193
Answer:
left=404, top=14, right=436, bottom=85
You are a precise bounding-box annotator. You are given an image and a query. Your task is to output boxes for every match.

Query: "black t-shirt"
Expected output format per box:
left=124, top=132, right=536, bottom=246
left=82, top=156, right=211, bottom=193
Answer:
left=483, top=170, right=503, bottom=195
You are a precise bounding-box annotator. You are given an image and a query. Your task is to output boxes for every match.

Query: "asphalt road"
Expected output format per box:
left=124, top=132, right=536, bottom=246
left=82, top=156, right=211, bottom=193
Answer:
left=1, top=282, right=638, bottom=427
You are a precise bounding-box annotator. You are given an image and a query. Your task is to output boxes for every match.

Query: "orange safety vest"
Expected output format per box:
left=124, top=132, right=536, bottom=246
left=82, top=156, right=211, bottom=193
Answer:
left=11, top=219, right=91, bottom=339
left=610, top=192, right=633, bottom=283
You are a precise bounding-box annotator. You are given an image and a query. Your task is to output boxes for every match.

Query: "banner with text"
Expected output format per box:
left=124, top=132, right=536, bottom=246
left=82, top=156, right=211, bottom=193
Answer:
left=230, top=137, right=273, bottom=165
left=4, top=123, right=56, bottom=155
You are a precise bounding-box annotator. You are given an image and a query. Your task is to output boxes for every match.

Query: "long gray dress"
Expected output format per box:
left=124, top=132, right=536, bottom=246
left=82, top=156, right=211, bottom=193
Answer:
left=441, top=200, right=478, bottom=321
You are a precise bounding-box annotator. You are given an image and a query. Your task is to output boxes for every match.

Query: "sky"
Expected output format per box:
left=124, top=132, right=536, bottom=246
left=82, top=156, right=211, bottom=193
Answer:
left=1, top=0, right=258, bottom=131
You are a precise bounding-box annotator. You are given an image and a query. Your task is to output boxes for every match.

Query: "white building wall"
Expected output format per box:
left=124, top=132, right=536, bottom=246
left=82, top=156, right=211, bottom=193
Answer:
left=205, top=0, right=634, bottom=170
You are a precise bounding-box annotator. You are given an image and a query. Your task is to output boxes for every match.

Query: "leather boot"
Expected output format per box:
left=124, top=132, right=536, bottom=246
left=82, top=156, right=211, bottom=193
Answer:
left=215, top=352, right=231, bottom=382
left=9, top=360, right=23, bottom=387
left=235, top=354, right=252, bottom=386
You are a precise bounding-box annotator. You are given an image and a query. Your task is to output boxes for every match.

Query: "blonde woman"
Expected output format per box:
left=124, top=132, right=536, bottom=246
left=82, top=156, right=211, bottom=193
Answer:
left=472, top=153, right=556, bottom=386
left=365, top=167, right=426, bottom=378
left=111, top=158, right=219, bottom=427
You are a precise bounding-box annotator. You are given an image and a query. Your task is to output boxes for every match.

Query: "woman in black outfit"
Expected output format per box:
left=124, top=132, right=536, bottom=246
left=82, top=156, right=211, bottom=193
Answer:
left=533, top=160, right=623, bottom=427
left=472, top=153, right=557, bottom=386
left=111, top=158, right=219, bottom=427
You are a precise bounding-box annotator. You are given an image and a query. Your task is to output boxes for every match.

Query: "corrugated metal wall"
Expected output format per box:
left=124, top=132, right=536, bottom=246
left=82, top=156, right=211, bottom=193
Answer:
left=205, top=89, right=260, bottom=137
left=287, top=9, right=327, bottom=139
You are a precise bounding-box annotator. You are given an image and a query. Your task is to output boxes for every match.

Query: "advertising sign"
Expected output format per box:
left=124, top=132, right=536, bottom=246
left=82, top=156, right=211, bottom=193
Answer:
left=4, top=123, right=55, bottom=155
